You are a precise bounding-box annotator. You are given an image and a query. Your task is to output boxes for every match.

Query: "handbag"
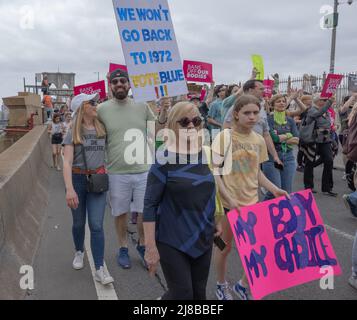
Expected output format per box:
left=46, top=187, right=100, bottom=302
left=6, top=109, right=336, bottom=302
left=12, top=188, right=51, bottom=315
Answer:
left=81, top=145, right=109, bottom=193
left=299, top=118, right=317, bottom=144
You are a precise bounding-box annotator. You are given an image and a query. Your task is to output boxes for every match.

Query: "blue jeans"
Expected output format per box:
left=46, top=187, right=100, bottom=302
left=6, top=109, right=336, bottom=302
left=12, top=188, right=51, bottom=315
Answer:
left=71, top=174, right=107, bottom=270
left=263, top=150, right=296, bottom=200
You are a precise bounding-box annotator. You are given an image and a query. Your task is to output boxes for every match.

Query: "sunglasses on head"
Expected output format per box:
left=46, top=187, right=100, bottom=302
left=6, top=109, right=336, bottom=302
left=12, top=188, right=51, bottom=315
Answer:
left=177, top=116, right=203, bottom=128
left=111, top=78, right=128, bottom=85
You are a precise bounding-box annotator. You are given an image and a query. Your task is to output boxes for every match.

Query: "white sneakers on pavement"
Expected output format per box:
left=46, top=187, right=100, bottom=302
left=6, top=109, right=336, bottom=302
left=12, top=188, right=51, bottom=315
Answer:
left=72, top=251, right=114, bottom=285
left=94, top=267, right=114, bottom=286
left=72, top=251, right=84, bottom=270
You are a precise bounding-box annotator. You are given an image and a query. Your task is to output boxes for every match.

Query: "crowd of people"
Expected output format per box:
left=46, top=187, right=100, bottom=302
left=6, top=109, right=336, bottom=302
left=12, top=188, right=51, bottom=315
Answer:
left=43, top=67, right=357, bottom=299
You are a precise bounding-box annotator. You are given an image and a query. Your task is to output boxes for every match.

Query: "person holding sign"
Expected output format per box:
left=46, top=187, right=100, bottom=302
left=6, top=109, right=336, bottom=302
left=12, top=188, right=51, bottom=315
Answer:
left=303, top=94, right=337, bottom=197
left=212, top=95, right=289, bottom=300
left=97, top=69, right=168, bottom=270
left=143, top=101, right=222, bottom=300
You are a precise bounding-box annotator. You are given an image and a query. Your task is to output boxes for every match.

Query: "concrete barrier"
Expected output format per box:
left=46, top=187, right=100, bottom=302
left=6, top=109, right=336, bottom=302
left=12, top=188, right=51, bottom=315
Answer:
left=0, top=126, right=51, bottom=300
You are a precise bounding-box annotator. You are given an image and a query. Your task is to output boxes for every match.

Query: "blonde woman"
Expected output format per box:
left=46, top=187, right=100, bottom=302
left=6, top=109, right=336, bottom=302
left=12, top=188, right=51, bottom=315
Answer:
left=63, top=93, right=114, bottom=285
left=143, top=102, right=222, bottom=300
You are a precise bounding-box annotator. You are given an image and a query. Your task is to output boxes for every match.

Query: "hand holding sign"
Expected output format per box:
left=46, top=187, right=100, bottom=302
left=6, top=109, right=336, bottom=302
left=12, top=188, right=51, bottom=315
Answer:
left=251, top=55, right=265, bottom=81
left=227, top=190, right=341, bottom=300
left=321, top=74, right=344, bottom=99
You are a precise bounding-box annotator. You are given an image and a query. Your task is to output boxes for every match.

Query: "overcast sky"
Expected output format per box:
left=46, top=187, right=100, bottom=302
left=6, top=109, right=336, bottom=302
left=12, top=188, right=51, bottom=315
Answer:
left=0, top=0, right=356, bottom=103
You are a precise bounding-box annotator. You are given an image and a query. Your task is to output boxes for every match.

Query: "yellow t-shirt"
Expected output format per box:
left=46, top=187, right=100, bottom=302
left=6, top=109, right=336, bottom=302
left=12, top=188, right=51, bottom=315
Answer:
left=212, top=129, right=268, bottom=208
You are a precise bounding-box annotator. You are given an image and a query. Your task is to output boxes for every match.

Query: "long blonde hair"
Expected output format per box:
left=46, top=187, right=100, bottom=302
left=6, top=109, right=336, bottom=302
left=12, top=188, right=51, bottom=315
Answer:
left=72, top=102, right=106, bottom=145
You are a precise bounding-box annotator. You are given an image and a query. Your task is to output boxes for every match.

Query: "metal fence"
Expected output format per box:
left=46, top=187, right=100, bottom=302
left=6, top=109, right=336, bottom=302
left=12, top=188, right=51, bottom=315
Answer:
left=278, top=71, right=357, bottom=103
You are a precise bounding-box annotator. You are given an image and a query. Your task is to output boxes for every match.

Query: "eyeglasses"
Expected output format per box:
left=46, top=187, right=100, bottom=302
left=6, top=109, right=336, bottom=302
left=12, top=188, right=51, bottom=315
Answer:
left=111, top=78, right=128, bottom=85
left=177, top=117, right=203, bottom=128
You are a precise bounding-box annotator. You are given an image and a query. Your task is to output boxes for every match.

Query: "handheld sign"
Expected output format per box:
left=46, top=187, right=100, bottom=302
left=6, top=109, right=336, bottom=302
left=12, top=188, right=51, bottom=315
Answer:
left=227, top=190, right=341, bottom=300
left=112, top=0, right=188, bottom=102
left=109, top=63, right=128, bottom=73
left=74, top=81, right=106, bottom=100
left=251, top=54, right=265, bottom=81
left=263, top=80, right=275, bottom=98
left=321, top=74, right=344, bottom=98
left=348, top=74, right=357, bottom=93
left=183, top=60, right=213, bottom=83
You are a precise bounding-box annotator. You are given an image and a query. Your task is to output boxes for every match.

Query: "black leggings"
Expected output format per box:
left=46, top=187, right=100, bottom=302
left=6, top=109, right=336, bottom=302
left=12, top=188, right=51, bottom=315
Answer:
left=157, top=242, right=212, bottom=300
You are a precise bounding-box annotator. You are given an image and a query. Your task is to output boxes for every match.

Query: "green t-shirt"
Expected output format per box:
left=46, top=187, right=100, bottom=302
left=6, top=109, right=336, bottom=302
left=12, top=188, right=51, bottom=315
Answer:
left=97, top=98, right=156, bottom=174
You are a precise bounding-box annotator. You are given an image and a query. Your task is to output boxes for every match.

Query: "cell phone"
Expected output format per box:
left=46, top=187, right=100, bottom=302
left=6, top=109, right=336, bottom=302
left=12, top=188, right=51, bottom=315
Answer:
left=274, top=162, right=284, bottom=171
left=214, top=236, right=227, bottom=251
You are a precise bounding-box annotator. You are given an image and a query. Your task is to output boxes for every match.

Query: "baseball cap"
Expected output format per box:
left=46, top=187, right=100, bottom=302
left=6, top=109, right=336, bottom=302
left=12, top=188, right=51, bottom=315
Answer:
left=70, top=93, right=99, bottom=117
left=110, top=69, right=129, bottom=83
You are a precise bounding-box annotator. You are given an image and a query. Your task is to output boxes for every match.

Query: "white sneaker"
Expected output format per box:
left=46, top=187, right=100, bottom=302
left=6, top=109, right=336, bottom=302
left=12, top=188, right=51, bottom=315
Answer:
left=94, top=267, right=114, bottom=285
left=72, top=251, right=84, bottom=270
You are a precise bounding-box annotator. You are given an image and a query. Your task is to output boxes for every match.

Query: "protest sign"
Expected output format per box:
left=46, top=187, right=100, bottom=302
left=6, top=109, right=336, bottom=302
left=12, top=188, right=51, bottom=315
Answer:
left=263, top=79, right=275, bottom=98
left=109, top=63, right=128, bottom=73
left=183, top=60, right=213, bottom=83
left=348, top=74, right=357, bottom=92
left=227, top=190, right=341, bottom=300
left=74, top=81, right=106, bottom=100
left=112, top=0, right=188, bottom=102
left=251, top=54, right=264, bottom=81
left=321, top=74, right=344, bottom=98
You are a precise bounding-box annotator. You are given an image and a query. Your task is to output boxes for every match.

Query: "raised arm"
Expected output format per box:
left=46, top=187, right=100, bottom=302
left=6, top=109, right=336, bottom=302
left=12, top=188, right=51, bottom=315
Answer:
left=340, top=93, right=357, bottom=114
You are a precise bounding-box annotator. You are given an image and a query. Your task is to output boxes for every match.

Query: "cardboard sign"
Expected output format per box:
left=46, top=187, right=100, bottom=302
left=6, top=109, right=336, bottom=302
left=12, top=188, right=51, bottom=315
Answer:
left=112, top=0, right=188, bottom=102
left=109, top=63, right=128, bottom=73
left=348, top=74, right=357, bottom=92
left=321, top=74, right=344, bottom=98
left=227, top=190, right=341, bottom=300
left=74, top=81, right=106, bottom=100
left=252, top=54, right=265, bottom=81
left=183, top=60, right=213, bottom=83
left=263, top=80, right=275, bottom=98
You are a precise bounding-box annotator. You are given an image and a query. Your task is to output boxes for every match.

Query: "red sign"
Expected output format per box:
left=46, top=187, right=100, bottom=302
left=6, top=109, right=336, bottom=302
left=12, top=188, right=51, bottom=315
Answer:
left=74, top=81, right=106, bottom=100
left=109, top=63, right=128, bottom=73
left=321, top=74, right=344, bottom=98
left=263, top=80, right=275, bottom=98
left=183, top=60, right=213, bottom=83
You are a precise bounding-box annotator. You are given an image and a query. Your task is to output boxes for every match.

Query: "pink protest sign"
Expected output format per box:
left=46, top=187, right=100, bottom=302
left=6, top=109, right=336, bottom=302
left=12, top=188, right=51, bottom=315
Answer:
left=74, top=81, right=106, bottom=100
left=227, top=190, right=341, bottom=300
left=109, top=63, right=128, bottom=73
left=263, top=80, right=275, bottom=98
left=321, top=74, right=344, bottom=98
left=183, top=60, right=213, bottom=83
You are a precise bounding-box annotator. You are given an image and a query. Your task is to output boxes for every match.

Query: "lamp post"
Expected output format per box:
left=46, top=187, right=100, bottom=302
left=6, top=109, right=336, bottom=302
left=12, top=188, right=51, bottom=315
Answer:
left=94, top=72, right=100, bottom=82
left=329, top=0, right=354, bottom=74
left=329, top=0, right=339, bottom=74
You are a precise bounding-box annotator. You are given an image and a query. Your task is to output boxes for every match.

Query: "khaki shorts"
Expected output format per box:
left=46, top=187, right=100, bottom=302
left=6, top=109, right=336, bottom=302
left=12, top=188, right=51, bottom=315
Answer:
left=108, top=172, right=148, bottom=217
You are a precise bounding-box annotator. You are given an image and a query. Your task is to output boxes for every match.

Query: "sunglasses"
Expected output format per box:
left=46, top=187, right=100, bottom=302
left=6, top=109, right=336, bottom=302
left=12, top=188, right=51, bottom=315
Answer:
left=177, top=116, right=203, bottom=128
left=111, top=78, right=128, bottom=85
left=86, top=100, right=97, bottom=107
